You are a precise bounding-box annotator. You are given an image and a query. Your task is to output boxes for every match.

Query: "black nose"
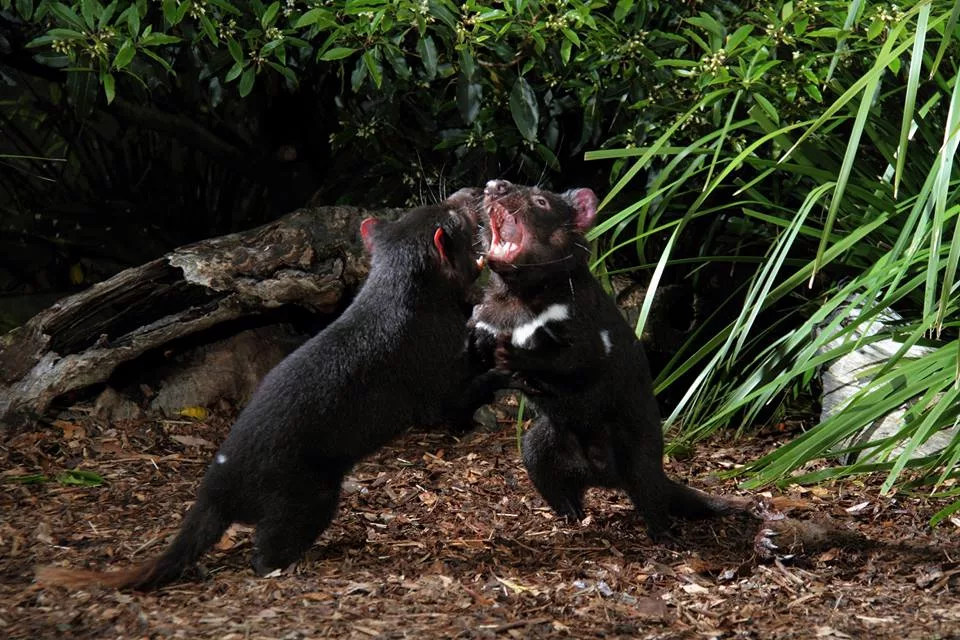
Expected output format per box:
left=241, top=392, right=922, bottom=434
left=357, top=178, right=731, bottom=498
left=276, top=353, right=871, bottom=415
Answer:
left=484, top=179, right=512, bottom=196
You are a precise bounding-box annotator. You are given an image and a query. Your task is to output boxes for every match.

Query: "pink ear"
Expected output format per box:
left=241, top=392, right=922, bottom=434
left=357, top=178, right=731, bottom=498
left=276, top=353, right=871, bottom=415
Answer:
left=566, top=188, right=598, bottom=230
left=360, top=217, right=378, bottom=253
left=433, top=227, right=448, bottom=263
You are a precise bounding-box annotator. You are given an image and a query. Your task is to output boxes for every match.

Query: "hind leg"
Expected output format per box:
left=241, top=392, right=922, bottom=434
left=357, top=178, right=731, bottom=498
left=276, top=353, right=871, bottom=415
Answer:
left=607, top=429, right=673, bottom=540
left=522, top=417, right=591, bottom=520
left=251, top=487, right=341, bottom=576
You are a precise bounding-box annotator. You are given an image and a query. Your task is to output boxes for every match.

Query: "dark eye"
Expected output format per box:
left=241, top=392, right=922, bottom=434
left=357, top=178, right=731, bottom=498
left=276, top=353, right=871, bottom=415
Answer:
left=533, top=195, right=549, bottom=209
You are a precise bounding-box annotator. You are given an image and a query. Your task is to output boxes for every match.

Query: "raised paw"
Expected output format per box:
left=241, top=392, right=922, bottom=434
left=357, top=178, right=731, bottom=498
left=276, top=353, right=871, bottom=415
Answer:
left=493, top=333, right=515, bottom=371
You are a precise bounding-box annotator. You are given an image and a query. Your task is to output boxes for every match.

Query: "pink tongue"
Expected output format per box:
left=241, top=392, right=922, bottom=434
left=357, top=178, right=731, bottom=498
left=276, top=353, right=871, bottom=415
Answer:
left=489, top=212, right=521, bottom=260
left=496, top=213, right=521, bottom=242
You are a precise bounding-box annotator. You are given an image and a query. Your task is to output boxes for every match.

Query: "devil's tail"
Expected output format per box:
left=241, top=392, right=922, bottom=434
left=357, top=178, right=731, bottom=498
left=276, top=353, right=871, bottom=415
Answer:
left=667, top=479, right=752, bottom=520
left=36, top=497, right=229, bottom=591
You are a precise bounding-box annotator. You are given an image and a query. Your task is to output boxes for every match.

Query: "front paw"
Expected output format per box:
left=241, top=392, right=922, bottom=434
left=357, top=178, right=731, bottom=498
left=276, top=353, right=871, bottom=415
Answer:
left=508, top=372, right=544, bottom=396
left=493, top=333, right=515, bottom=371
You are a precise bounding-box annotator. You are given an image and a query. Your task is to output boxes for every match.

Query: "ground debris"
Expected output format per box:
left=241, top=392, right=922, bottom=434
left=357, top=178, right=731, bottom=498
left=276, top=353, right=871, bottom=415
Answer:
left=2, top=407, right=958, bottom=639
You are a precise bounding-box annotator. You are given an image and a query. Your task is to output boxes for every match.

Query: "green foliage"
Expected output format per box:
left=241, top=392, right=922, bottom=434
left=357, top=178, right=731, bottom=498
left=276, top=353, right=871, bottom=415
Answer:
left=7, top=0, right=762, bottom=193
left=587, top=0, right=960, bottom=519
left=3, top=469, right=104, bottom=486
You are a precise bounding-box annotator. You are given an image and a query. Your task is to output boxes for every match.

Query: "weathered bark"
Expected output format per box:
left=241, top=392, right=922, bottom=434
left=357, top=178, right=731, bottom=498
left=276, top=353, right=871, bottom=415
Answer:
left=0, top=205, right=397, bottom=428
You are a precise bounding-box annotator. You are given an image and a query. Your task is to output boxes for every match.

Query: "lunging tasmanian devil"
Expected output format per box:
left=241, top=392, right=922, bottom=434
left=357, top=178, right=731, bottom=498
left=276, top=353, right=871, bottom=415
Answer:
left=37, top=189, right=484, bottom=590
left=470, top=180, right=745, bottom=540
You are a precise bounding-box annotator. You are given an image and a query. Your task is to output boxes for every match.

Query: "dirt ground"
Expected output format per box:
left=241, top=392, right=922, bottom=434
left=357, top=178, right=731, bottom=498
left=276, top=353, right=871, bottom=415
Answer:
left=2, top=406, right=958, bottom=640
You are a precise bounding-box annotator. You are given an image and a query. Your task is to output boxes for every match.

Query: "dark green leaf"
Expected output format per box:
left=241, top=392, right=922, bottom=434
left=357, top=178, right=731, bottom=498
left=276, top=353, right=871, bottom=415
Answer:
left=384, top=46, right=410, bottom=80
left=80, top=0, right=98, bottom=30
left=456, top=73, right=482, bottom=125
left=140, top=33, right=181, bottom=46
left=725, top=25, right=753, bottom=52
left=101, top=71, right=115, bottom=104
left=225, top=60, right=244, bottom=82
left=362, top=50, right=382, bottom=89
left=15, top=0, right=34, bottom=20
left=350, top=58, right=366, bottom=91
left=459, top=49, right=475, bottom=79
left=295, top=7, right=335, bottom=28
left=113, top=39, right=135, bottom=69
left=208, top=0, right=242, bottom=15
left=803, top=83, right=822, bottom=102
left=560, top=27, right=580, bottom=47
left=319, top=46, right=356, bottom=61
left=509, top=76, right=538, bottom=140
left=238, top=66, right=255, bottom=97
left=139, top=46, right=176, bottom=74
left=161, top=0, right=176, bottom=23
left=534, top=142, right=559, bottom=170
left=417, top=35, right=437, bottom=80
left=200, top=14, right=218, bottom=43
left=261, top=39, right=282, bottom=56
left=261, top=0, right=280, bottom=28
left=475, top=9, right=506, bottom=22
left=120, top=5, right=140, bottom=36
left=426, top=1, right=457, bottom=29
left=26, top=35, right=56, bottom=48
left=529, top=29, right=545, bottom=54
left=267, top=60, right=297, bottom=84
left=173, top=0, right=189, bottom=24
left=49, top=2, right=85, bottom=29
left=46, top=28, right=86, bottom=39
left=227, top=38, right=243, bottom=64
left=686, top=13, right=723, bottom=37
left=752, top=93, right=779, bottom=125
left=807, top=27, right=843, bottom=38
left=560, top=37, right=572, bottom=65
left=98, top=0, right=117, bottom=29
left=613, top=0, right=633, bottom=22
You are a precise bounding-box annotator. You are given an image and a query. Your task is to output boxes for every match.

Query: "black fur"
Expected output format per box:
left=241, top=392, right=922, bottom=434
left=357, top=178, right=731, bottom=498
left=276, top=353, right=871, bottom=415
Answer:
left=39, top=190, right=484, bottom=590
left=470, top=180, right=743, bottom=539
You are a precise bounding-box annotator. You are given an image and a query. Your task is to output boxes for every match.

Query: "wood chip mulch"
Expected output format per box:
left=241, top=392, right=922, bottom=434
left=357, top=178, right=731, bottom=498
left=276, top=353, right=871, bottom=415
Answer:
left=2, top=407, right=958, bottom=639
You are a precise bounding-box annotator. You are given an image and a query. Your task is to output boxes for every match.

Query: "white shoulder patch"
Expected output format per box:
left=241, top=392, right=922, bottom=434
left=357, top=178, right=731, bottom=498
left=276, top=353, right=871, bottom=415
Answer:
left=599, top=329, right=612, bottom=355
left=512, top=303, right=570, bottom=348
left=216, top=454, right=227, bottom=465
left=473, top=320, right=499, bottom=335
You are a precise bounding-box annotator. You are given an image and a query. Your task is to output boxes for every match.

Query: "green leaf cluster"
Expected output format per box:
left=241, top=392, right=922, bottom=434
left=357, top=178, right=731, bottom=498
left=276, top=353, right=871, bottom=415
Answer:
left=9, top=0, right=793, bottom=190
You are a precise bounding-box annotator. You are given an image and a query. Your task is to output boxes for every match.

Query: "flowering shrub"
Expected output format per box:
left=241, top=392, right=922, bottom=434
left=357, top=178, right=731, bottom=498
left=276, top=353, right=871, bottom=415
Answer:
left=3, top=1, right=946, bottom=215
left=7, top=0, right=861, bottom=197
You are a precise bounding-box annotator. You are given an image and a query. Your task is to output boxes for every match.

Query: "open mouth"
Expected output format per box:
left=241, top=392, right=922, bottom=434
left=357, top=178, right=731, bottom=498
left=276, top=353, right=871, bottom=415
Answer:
left=485, top=199, right=523, bottom=263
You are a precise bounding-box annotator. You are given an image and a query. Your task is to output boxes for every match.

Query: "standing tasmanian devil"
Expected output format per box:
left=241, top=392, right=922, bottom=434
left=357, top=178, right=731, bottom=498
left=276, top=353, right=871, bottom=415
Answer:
left=470, top=180, right=745, bottom=540
left=37, top=189, right=484, bottom=591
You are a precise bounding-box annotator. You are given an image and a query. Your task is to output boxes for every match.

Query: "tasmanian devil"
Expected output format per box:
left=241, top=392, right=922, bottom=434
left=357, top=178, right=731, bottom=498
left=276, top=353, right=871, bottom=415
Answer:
left=37, top=189, right=484, bottom=591
left=469, top=180, right=745, bottom=540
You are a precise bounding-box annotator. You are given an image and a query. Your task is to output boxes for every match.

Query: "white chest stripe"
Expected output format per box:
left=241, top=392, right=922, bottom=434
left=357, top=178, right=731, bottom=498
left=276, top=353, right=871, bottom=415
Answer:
left=600, top=329, right=612, bottom=355
left=512, top=304, right=570, bottom=348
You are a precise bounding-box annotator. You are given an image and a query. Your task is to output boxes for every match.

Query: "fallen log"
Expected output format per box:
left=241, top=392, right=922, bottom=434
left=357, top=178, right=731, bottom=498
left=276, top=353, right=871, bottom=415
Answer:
left=0, top=205, right=396, bottom=429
